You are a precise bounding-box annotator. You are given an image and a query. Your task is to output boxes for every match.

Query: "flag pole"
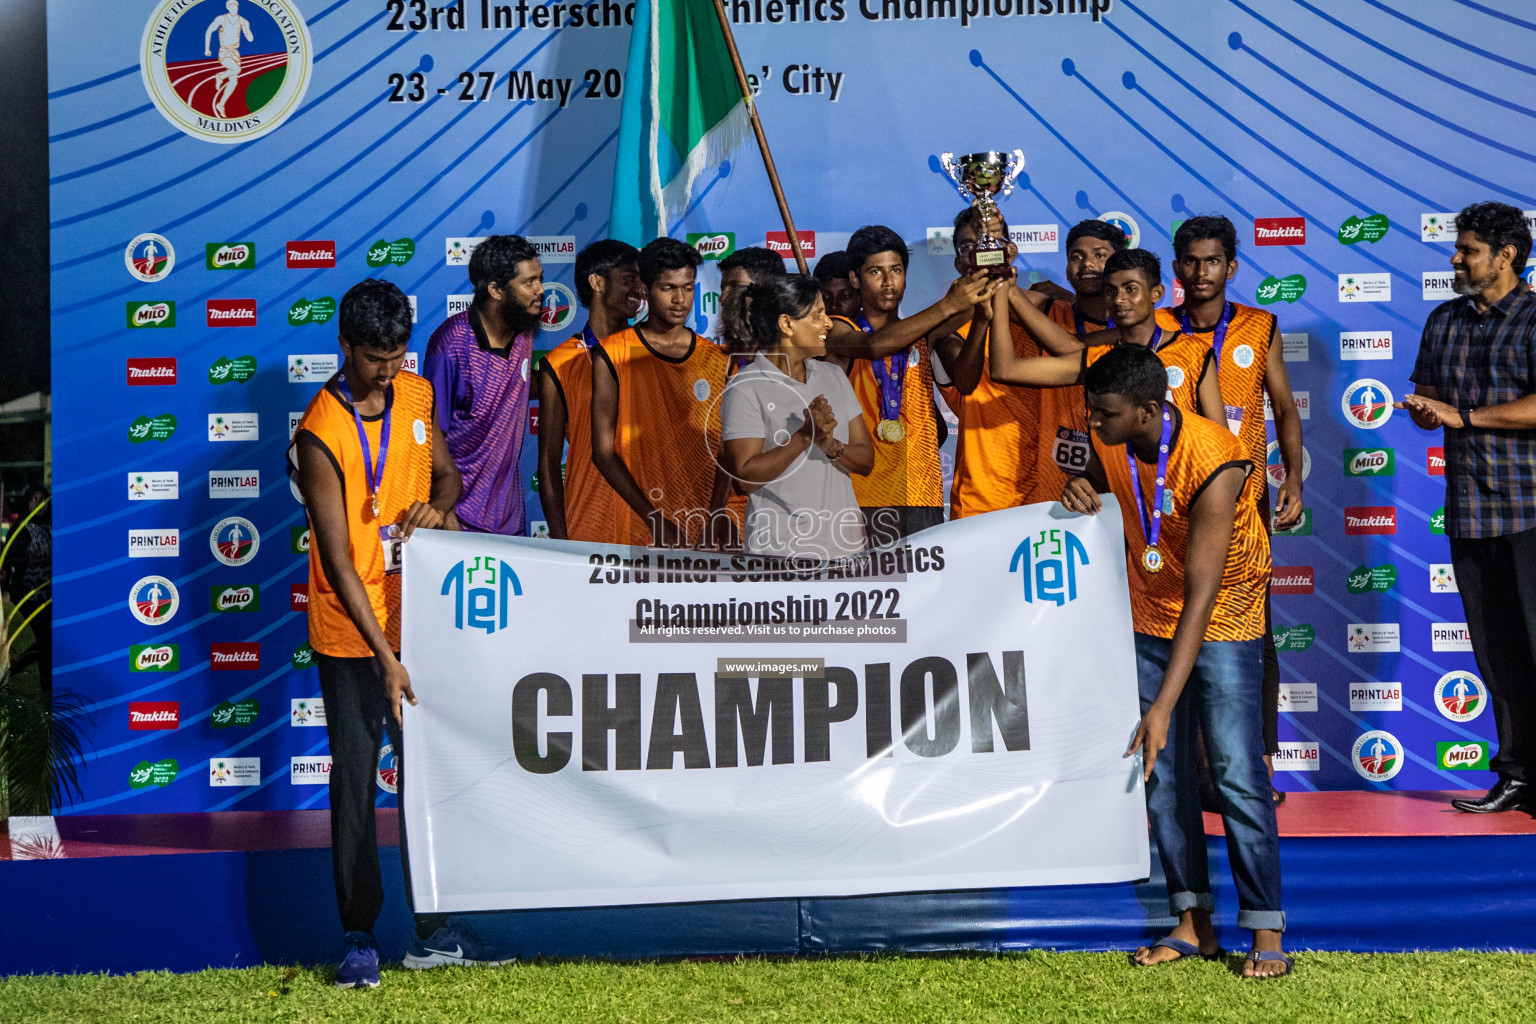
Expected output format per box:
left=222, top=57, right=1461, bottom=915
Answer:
left=707, top=0, right=811, bottom=275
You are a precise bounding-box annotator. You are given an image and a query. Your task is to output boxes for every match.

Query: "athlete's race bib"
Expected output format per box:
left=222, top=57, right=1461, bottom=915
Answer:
left=380, top=524, right=405, bottom=576
left=1052, top=426, right=1091, bottom=473
left=1225, top=404, right=1245, bottom=437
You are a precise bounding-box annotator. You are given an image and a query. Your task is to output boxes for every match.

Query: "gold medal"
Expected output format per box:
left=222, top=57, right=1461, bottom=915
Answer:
left=1142, top=545, right=1164, bottom=574
left=877, top=418, right=907, bottom=443
left=370, top=493, right=381, bottom=519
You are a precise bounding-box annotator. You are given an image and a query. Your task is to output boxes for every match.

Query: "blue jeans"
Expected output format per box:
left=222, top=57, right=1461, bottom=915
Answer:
left=1134, top=633, right=1285, bottom=932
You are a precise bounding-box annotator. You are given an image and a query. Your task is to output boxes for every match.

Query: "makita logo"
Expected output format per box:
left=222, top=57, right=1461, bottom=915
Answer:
left=766, top=230, right=816, bottom=258
left=1271, top=567, right=1314, bottom=594
left=1428, top=447, right=1445, bottom=475
left=210, top=642, right=261, bottom=670
left=286, top=241, right=336, bottom=267
left=129, top=702, right=180, bottom=730
left=1254, top=217, right=1306, bottom=245
left=127, top=358, right=177, bottom=384
left=207, top=299, right=257, bottom=326
left=291, top=584, right=309, bottom=611
left=1345, top=507, right=1397, bottom=534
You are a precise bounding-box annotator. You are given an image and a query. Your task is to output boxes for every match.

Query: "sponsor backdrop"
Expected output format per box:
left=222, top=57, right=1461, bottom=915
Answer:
left=47, top=0, right=1533, bottom=812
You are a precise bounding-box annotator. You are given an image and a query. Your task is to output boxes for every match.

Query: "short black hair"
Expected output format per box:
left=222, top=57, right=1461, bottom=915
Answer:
left=1103, top=248, right=1162, bottom=289
left=1083, top=343, right=1167, bottom=409
left=1065, top=219, right=1128, bottom=252
left=743, top=275, right=822, bottom=351
left=1456, top=201, right=1533, bottom=271
left=638, top=236, right=702, bottom=286
left=339, top=278, right=413, bottom=351
left=1174, top=215, right=1238, bottom=263
left=468, top=234, right=541, bottom=301
left=953, top=206, right=1010, bottom=238
left=847, top=225, right=909, bottom=273
left=719, top=246, right=786, bottom=281
left=812, top=250, right=850, bottom=284
left=574, top=239, right=639, bottom=307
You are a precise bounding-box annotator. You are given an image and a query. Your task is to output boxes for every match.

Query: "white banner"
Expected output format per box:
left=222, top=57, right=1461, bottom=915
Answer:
left=401, top=501, right=1148, bottom=912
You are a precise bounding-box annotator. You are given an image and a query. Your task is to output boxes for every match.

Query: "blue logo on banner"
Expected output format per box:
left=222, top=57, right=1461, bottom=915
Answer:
left=441, top=556, right=522, bottom=633
left=1009, top=529, right=1089, bottom=606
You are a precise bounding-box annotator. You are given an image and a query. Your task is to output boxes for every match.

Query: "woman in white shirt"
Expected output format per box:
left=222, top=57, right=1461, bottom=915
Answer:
left=721, top=276, right=875, bottom=558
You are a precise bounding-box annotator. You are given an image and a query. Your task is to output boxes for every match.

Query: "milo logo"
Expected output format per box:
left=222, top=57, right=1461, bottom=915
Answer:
left=366, top=238, right=415, bottom=267
left=1273, top=624, right=1316, bottom=652
left=288, top=297, right=337, bottom=325
left=1438, top=741, right=1490, bottom=770
left=1338, top=214, right=1389, bottom=246
left=1346, top=564, right=1398, bottom=594
left=1345, top=448, right=1393, bottom=476
left=208, top=355, right=257, bottom=385
left=211, top=698, right=261, bottom=729
left=211, top=585, right=261, bottom=612
left=1256, top=274, right=1306, bottom=305
left=292, top=642, right=315, bottom=669
left=127, top=301, right=176, bottom=328
left=291, top=527, right=311, bottom=554
left=129, top=758, right=179, bottom=789
left=129, top=644, right=179, bottom=672
left=128, top=413, right=177, bottom=443
left=687, top=231, right=736, bottom=260
left=206, top=242, right=256, bottom=269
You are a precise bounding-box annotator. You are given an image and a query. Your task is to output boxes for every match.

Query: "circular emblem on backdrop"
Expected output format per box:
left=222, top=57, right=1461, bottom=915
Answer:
left=413, top=418, right=427, bottom=446
left=539, top=282, right=577, bottom=333
left=129, top=575, right=180, bottom=626
left=290, top=476, right=305, bottom=505
left=1434, top=670, right=1487, bottom=723
left=1342, top=378, right=1394, bottom=429
left=693, top=378, right=712, bottom=402
left=125, top=233, right=175, bottom=282
left=1232, top=344, right=1255, bottom=368
left=1266, top=440, right=1312, bottom=486
left=377, top=743, right=399, bottom=794
left=209, top=516, right=260, bottom=566
left=1098, top=211, right=1140, bottom=249
left=1352, top=729, right=1405, bottom=782
left=1165, top=365, right=1186, bottom=390
left=140, top=0, right=313, bottom=145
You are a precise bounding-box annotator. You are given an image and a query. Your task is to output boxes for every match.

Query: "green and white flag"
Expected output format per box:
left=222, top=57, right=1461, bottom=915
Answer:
left=610, top=0, right=748, bottom=244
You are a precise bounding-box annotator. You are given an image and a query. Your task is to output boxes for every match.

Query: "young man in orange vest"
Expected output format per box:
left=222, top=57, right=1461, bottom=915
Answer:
left=293, top=279, right=494, bottom=988
left=1062, top=344, right=1289, bottom=978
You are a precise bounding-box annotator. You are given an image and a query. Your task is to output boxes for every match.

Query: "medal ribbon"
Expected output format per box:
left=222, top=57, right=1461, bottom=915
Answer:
left=1073, top=305, right=1116, bottom=334
left=581, top=322, right=600, bottom=350
left=1179, top=301, right=1233, bottom=365
left=857, top=313, right=908, bottom=425
left=336, top=373, right=392, bottom=516
left=1125, top=409, right=1174, bottom=556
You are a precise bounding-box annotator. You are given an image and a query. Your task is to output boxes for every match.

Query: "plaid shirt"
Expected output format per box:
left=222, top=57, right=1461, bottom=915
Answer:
left=1411, top=281, right=1536, bottom=539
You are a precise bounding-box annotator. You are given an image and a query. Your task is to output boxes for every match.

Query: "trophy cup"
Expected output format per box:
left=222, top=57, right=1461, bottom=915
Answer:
left=940, top=149, right=1027, bottom=276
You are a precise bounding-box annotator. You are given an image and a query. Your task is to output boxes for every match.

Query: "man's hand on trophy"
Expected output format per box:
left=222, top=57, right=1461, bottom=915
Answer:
left=941, top=270, right=1001, bottom=316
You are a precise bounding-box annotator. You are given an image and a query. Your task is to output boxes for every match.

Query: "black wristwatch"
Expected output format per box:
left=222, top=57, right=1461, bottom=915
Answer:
left=1460, top=406, right=1476, bottom=428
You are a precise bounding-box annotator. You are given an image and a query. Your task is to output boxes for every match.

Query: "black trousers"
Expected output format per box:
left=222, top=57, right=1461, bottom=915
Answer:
left=862, top=505, right=946, bottom=547
left=317, top=652, right=446, bottom=936
left=1449, top=527, right=1536, bottom=783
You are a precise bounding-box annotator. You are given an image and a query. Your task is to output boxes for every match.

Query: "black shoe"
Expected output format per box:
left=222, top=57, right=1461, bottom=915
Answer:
left=1451, top=778, right=1530, bottom=814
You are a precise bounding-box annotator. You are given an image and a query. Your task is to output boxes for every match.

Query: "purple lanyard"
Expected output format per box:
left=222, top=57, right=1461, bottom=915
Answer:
left=1179, top=302, right=1234, bottom=364
left=581, top=322, right=600, bottom=350
left=1125, top=409, right=1173, bottom=552
left=1073, top=305, right=1116, bottom=334
left=336, top=373, right=392, bottom=508
left=857, top=313, right=908, bottom=421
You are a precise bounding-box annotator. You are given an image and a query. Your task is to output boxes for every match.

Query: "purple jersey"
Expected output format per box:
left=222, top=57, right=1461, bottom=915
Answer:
left=424, top=309, right=533, bottom=535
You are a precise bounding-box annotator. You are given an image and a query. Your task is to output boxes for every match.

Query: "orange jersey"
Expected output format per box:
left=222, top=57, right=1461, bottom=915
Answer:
left=835, top=316, right=943, bottom=509
left=1156, top=303, right=1275, bottom=513
left=295, top=372, right=436, bottom=658
left=1094, top=409, right=1271, bottom=641
left=595, top=327, right=730, bottom=547
left=1025, top=301, right=1108, bottom=504
left=948, top=319, right=1041, bottom=518
left=722, top=356, right=751, bottom=537
left=544, top=333, right=620, bottom=542
left=1083, top=330, right=1213, bottom=419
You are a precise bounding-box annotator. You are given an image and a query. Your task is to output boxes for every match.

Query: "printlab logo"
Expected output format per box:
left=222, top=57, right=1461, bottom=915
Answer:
left=1256, top=274, right=1306, bottom=305
left=1341, top=379, right=1393, bottom=429
left=129, top=644, right=179, bottom=672
left=688, top=232, right=736, bottom=260
left=1254, top=217, right=1305, bottom=246
left=1438, top=742, right=1490, bottom=770
left=540, top=282, right=577, bottom=333
left=527, top=235, right=577, bottom=263
left=129, top=576, right=179, bottom=626
left=377, top=743, right=399, bottom=794
left=129, top=759, right=178, bottom=789
left=367, top=237, right=415, bottom=267
left=1352, top=730, right=1404, bottom=782
left=1337, top=214, right=1389, bottom=245
left=442, top=557, right=523, bottom=633
left=128, top=529, right=180, bottom=558
left=1432, top=622, right=1473, bottom=652
left=127, top=301, right=176, bottom=328
left=1423, top=271, right=1457, bottom=301
left=129, top=413, right=177, bottom=443
left=1272, top=624, right=1315, bottom=652
left=210, top=516, right=260, bottom=566
left=1265, top=441, right=1311, bottom=486
left=1010, top=529, right=1090, bottom=606
left=291, top=755, right=332, bottom=784
left=1339, top=331, right=1392, bottom=361
left=1344, top=448, right=1393, bottom=476
left=208, top=354, right=257, bottom=384
left=209, top=470, right=259, bottom=499
left=1349, top=683, right=1401, bottom=712
left=1262, top=390, right=1308, bottom=421
left=287, top=297, right=336, bottom=325
left=1098, top=211, right=1139, bottom=248
left=1435, top=670, right=1486, bottom=722
left=1273, top=741, right=1320, bottom=772
left=205, top=242, right=254, bottom=269
left=1345, top=564, right=1397, bottom=594
left=126, top=233, right=175, bottom=282
left=140, top=0, right=313, bottom=145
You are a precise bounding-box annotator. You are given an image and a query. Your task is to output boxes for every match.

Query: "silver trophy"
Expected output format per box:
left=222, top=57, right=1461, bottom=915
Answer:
left=940, top=149, right=1027, bottom=276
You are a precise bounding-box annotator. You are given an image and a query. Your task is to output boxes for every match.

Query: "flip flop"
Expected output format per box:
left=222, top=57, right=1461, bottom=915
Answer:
left=1244, top=949, right=1294, bottom=979
left=1129, top=936, right=1222, bottom=966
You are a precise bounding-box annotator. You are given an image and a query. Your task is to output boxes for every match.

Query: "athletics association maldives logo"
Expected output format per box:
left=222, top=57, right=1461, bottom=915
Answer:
left=141, top=0, right=312, bottom=145
left=210, top=516, right=260, bottom=566
left=1010, top=528, right=1090, bottom=606
left=1352, top=730, right=1405, bottom=782
left=1342, top=379, right=1393, bottom=429
left=540, top=282, right=577, bottom=333
left=377, top=743, right=399, bottom=794
left=125, top=233, right=175, bottom=282
left=1435, top=670, right=1487, bottom=723
left=1098, top=211, right=1139, bottom=249
left=129, top=575, right=180, bottom=626
left=441, top=556, right=523, bottom=634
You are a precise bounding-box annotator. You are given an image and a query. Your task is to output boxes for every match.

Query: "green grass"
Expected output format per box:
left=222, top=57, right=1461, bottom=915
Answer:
left=4, top=952, right=1535, bottom=1023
